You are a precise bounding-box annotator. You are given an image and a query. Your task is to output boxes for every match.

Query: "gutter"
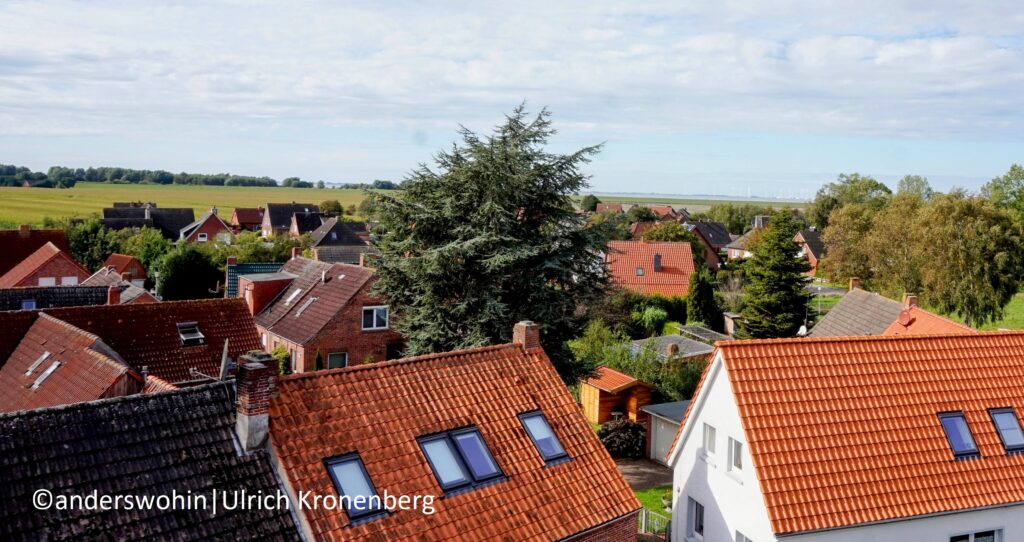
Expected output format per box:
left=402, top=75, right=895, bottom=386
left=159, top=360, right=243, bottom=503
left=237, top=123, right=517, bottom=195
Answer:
left=776, top=500, right=1024, bottom=538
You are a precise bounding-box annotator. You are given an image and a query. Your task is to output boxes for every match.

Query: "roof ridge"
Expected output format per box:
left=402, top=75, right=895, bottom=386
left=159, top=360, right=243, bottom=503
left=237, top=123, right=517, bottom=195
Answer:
left=0, top=380, right=233, bottom=420
left=716, top=329, right=1018, bottom=347
left=35, top=312, right=103, bottom=344
left=279, top=342, right=522, bottom=382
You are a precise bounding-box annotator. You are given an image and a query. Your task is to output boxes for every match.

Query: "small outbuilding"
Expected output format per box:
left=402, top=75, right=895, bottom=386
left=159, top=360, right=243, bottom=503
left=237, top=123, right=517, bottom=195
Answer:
left=641, top=400, right=690, bottom=465
left=580, top=366, right=653, bottom=425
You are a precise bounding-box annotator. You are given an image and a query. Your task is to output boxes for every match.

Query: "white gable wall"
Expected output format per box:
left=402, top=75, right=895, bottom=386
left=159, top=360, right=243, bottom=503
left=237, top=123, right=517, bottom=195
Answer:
left=669, top=352, right=775, bottom=542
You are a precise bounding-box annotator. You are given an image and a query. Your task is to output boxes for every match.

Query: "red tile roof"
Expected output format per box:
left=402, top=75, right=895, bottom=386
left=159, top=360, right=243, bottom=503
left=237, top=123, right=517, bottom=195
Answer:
left=584, top=366, right=648, bottom=393
left=0, top=242, right=90, bottom=288
left=672, top=332, right=1024, bottom=535
left=629, top=221, right=657, bottom=239
left=142, top=374, right=178, bottom=394
left=605, top=240, right=695, bottom=298
left=254, top=257, right=374, bottom=345
left=0, top=227, right=68, bottom=277
left=882, top=306, right=977, bottom=336
left=647, top=205, right=676, bottom=219
left=42, top=299, right=261, bottom=384
left=269, top=342, right=640, bottom=540
left=0, top=313, right=136, bottom=412
left=102, top=253, right=144, bottom=275
left=595, top=203, right=623, bottom=213
left=231, top=207, right=264, bottom=225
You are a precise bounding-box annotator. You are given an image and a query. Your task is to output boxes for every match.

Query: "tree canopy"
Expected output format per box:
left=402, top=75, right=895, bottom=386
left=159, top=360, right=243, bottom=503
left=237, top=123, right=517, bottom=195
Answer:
left=807, top=173, right=892, bottom=228
left=738, top=210, right=811, bottom=338
left=981, top=164, right=1024, bottom=223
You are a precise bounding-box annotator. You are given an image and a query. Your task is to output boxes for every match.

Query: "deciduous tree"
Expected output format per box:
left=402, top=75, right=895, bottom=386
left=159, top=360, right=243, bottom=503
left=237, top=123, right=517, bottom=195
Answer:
left=808, top=173, right=892, bottom=228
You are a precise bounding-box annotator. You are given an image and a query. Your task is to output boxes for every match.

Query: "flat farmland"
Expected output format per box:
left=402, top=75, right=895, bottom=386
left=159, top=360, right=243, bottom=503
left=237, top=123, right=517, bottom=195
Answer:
left=589, top=194, right=805, bottom=214
left=0, top=183, right=369, bottom=226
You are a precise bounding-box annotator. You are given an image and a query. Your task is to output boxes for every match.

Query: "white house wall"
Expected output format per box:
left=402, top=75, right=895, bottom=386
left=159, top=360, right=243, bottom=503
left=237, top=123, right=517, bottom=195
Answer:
left=670, top=353, right=775, bottom=542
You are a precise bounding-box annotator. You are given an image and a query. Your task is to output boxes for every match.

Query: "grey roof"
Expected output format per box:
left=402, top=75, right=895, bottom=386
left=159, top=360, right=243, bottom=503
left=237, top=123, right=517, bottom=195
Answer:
left=225, top=262, right=285, bottom=297
left=641, top=400, right=691, bottom=424
left=290, top=211, right=325, bottom=234
left=631, top=334, right=714, bottom=359
left=798, top=229, right=826, bottom=258
left=244, top=272, right=297, bottom=282
left=264, top=203, right=317, bottom=229
left=676, top=325, right=732, bottom=345
left=81, top=268, right=152, bottom=304
left=725, top=228, right=759, bottom=251
left=809, top=288, right=902, bottom=337
left=0, top=286, right=108, bottom=311
left=0, top=383, right=300, bottom=541
left=102, top=207, right=195, bottom=239
left=686, top=221, right=732, bottom=248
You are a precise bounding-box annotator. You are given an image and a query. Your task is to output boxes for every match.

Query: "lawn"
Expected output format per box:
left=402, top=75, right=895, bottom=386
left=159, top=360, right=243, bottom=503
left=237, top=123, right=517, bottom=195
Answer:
left=810, top=294, right=843, bottom=324
left=946, top=292, right=1024, bottom=331
left=0, top=183, right=370, bottom=227
left=634, top=485, right=672, bottom=517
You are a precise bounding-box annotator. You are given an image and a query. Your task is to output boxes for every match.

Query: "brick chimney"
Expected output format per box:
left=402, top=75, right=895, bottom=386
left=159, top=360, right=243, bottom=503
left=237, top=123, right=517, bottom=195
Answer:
left=107, top=285, right=120, bottom=305
left=291, top=247, right=300, bottom=259
left=513, top=321, right=541, bottom=349
left=235, top=354, right=276, bottom=453
left=653, top=254, right=662, bottom=272
left=902, top=294, right=918, bottom=308
left=18, top=224, right=30, bottom=238
left=848, top=277, right=861, bottom=291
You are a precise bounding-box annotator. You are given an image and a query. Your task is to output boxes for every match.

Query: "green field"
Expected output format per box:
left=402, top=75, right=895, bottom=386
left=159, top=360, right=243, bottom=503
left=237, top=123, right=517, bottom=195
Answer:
left=947, top=293, right=1024, bottom=331
left=0, top=183, right=369, bottom=227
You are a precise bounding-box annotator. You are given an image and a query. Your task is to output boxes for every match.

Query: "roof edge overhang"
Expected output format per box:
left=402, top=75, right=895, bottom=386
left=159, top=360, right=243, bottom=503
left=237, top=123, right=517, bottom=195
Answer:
left=775, top=500, right=1024, bottom=538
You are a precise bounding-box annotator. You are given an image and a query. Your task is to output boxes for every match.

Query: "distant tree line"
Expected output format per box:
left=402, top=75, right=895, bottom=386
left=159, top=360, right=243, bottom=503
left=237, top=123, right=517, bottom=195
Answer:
left=335, top=180, right=401, bottom=190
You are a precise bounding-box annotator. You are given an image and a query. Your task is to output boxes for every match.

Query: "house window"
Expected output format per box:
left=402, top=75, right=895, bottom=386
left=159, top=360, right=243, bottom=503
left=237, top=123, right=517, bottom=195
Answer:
left=990, top=408, right=1024, bottom=453
left=939, top=412, right=979, bottom=458
left=736, top=532, right=753, bottom=542
left=328, top=352, right=348, bottom=369
left=21, top=299, right=36, bottom=310
left=176, top=322, right=205, bottom=346
left=261, top=334, right=267, bottom=347
left=519, top=411, right=568, bottom=463
left=703, top=423, right=716, bottom=455
left=324, top=453, right=385, bottom=521
left=687, top=497, right=705, bottom=538
left=197, top=232, right=208, bottom=242
left=728, top=437, right=743, bottom=471
left=419, top=427, right=503, bottom=493
left=38, top=277, right=56, bottom=286
left=362, top=306, right=388, bottom=330
left=61, top=276, right=79, bottom=285
left=951, top=531, right=999, bottom=542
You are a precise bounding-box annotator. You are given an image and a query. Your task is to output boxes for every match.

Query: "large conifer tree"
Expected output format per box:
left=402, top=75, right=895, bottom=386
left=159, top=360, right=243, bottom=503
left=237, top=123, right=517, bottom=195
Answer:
left=738, top=210, right=811, bottom=338
left=368, top=106, right=608, bottom=382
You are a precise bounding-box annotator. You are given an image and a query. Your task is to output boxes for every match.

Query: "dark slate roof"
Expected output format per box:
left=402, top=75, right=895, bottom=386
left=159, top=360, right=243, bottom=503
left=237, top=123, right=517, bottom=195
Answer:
left=0, top=383, right=299, bottom=541
left=265, top=203, right=317, bottom=229
left=0, top=286, right=108, bottom=311
left=225, top=262, right=285, bottom=297
left=809, top=289, right=903, bottom=337
left=675, top=325, right=733, bottom=344
left=686, top=221, right=732, bottom=248
left=631, top=334, right=714, bottom=359
left=290, top=212, right=325, bottom=235
left=102, top=207, right=196, bottom=239
left=798, top=228, right=826, bottom=258
left=309, top=217, right=369, bottom=247
left=314, top=245, right=377, bottom=265
left=640, top=400, right=690, bottom=424
left=0, top=227, right=68, bottom=277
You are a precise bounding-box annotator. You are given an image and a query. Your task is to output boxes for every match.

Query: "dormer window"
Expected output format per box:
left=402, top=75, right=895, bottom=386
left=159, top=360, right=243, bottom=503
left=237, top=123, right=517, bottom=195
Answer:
left=989, top=408, right=1024, bottom=454
left=177, top=322, right=205, bottom=347
left=324, top=453, right=385, bottom=522
left=939, top=412, right=979, bottom=459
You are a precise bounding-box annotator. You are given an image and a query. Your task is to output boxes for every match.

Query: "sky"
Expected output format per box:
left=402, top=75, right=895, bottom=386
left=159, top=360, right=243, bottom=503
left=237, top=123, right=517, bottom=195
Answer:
left=1, top=1, right=1022, bottom=199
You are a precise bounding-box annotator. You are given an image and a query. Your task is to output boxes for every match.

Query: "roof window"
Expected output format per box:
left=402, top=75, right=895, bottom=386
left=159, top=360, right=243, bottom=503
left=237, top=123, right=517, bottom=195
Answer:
left=519, top=411, right=568, bottom=463
left=176, top=322, right=205, bottom=347
left=324, top=453, right=386, bottom=522
left=419, top=427, right=504, bottom=493
left=31, top=361, right=61, bottom=390
left=25, top=351, right=50, bottom=376
left=296, top=297, right=318, bottom=317
left=284, top=288, right=302, bottom=305
left=938, top=412, right=979, bottom=459
left=989, top=408, right=1024, bottom=454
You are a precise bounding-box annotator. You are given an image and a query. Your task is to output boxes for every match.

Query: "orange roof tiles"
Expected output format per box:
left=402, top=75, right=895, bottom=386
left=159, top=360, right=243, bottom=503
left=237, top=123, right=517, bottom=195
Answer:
left=675, top=332, right=1024, bottom=535
left=0, top=242, right=89, bottom=287
left=605, top=240, right=695, bottom=298
left=882, top=306, right=977, bottom=336
left=647, top=205, right=676, bottom=219
left=103, top=253, right=140, bottom=274
left=584, top=366, right=646, bottom=393
left=595, top=203, right=623, bottom=213
left=269, top=342, right=640, bottom=540
left=0, top=227, right=68, bottom=277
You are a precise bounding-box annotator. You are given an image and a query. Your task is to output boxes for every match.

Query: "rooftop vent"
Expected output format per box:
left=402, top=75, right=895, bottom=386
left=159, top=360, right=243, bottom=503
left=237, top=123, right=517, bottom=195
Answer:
left=31, top=361, right=61, bottom=390
left=177, top=322, right=205, bottom=347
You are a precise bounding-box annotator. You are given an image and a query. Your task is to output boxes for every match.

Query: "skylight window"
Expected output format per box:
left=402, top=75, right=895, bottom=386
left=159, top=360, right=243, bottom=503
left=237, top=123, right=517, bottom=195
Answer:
left=324, top=453, right=385, bottom=521
left=295, top=297, right=318, bottom=317
left=21, top=299, right=36, bottom=310
left=939, top=412, right=979, bottom=458
left=520, top=411, right=568, bottom=463
left=419, top=427, right=503, bottom=493
left=176, top=322, right=205, bottom=347
left=31, top=361, right=61, bottom=390
left=25, top=351, right=50, bottom=376
left=284, top=288, right=302, bottom=306
left=989, top=408, right=1024, bottom=453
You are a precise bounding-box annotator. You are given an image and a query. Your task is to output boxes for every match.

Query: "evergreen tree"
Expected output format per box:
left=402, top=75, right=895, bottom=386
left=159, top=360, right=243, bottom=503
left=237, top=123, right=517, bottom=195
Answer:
left=738, top=210, right=811, bottom=338
left=580, top=194, right=600, bottom=212
left=368, top=105, right=608, bottom=383
left=687, top=268, right=722, bottom=331
left=156, top=243, right=221, bottom=300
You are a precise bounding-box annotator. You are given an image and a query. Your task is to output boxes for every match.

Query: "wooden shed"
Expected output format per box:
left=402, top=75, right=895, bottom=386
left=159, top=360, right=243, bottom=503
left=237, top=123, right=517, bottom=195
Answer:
left=580, top=366, right=654, bottom=426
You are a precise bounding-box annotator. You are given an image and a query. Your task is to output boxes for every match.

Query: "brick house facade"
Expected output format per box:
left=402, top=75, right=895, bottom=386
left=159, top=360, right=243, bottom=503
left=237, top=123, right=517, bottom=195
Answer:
left=0, top=242, right=91, bottom=288
left=570, top=512, right=640, bottom=541
left=179, top=209, right=232, bottom=244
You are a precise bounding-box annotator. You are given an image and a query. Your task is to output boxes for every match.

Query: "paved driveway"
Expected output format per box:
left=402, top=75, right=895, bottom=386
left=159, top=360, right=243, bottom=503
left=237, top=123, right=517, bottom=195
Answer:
left=615, top=458, right=673, bottom=490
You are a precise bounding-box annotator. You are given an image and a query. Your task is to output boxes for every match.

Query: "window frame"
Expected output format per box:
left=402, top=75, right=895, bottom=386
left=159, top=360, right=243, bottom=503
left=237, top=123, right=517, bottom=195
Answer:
left=323, top=452, right=387, bottom=522
left=950, top=530, right=1001, bottom=542
left=361, top=305, right=389, bottom=330
left=327, top=352, right=349, bottom=369
left=38, top=277, right=56, bottom=286
left=418, top=426, right=505, bottom=494
left=518, top=411, right=570, bottom=464
left=989, top=408, right=1024, bottom=454
left=197, top=232, right=208, bottom=242
left=938, top=411, right=980, bottom=459
left=687, top=497, right=705, bottom=538
left=728, top=437, right=743, bottom=471
left=60, top=276, right=78, bottom=285
left=736, top=532, right=753, bottom=542
left=702, top=423, right=717, bottom=455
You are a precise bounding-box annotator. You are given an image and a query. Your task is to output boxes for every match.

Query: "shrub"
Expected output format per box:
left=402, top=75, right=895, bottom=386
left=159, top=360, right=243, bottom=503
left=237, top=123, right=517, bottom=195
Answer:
left=598, top=419, right=646, bottom=459
left=271, top=346, right=291, bottom=375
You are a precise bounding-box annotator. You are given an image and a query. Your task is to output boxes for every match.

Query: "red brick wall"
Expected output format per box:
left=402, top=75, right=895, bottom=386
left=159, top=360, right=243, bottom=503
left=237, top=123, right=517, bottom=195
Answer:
left=298, top=280, right=403, bottom=371
left=239, top=276, right=292, bottom=316
left=573, top=512, right=638, bottom=541
left=16, top=255, right=90, bottom=287
left=185, top=216, right=231, bottom=243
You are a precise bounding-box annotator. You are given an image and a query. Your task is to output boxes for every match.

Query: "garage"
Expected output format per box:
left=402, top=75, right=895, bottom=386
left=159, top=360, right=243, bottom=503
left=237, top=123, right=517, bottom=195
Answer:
left=642, top=400, right=690, bottom=465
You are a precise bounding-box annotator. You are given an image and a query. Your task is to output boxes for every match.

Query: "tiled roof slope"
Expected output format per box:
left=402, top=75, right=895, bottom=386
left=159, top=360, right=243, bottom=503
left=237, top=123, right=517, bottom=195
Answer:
left=0, top=286, right=108, bottom=311
left=254, top=257, right=373, bottom=344
left=605, top=240, right=695, bottom=298
left=0, top=242, right=89, bottom=288
left=266, top=203, right=317, bottom=228
left=309, top=217, right=369, bottom=247
left=631, top=334, right=714, bottom=359
left=808, top=288, right=903, bottom=337
left=103, top=253, right=142, bottom=275
left=882, top=306, right=977, bottom=336
left=0, top=312, right=36, bottom=365
left=707, top=333, right=1024, bottom=535
left=797, top=228, right=825, bottom=257
left=291, top=211, right=325, bottom=234
left=81, top=267, right=152, bottom=304
left=595, top=203, right=623, bottom=213
left=0, top=383, right=299, bottom=541
left=0, top=314, right=135, bottom=413
left=686, top=221, right=732, bottom=248
left=232, top=207, right=264, bottom=225
left=584, top=366, right=646, bottom=393
left=269, top=343, right=640, bottom=540
left=0, top=227, right=68, bottom=276
left=44, top=299, right=261, bottom=384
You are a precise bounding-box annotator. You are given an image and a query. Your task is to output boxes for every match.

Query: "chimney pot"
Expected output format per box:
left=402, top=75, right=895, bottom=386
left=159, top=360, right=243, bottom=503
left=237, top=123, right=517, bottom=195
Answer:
left=107, top=285, right=121, bottom=305
left=848, top=277, right=861, bottom=291
left=903, top=294, right=918, bottom=308
left=512, top=321, right=541, bottom=350
left=227, top=256, right=237, bottom=266
left=235, top=357, right=276, bottom=453
left=653, top=254, right=663, bottom=272
left=291, top=247, right=300, bottom=259
left=18, top=224, right=30, bottom=237
left=211, top=206, right=218, bottom=216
